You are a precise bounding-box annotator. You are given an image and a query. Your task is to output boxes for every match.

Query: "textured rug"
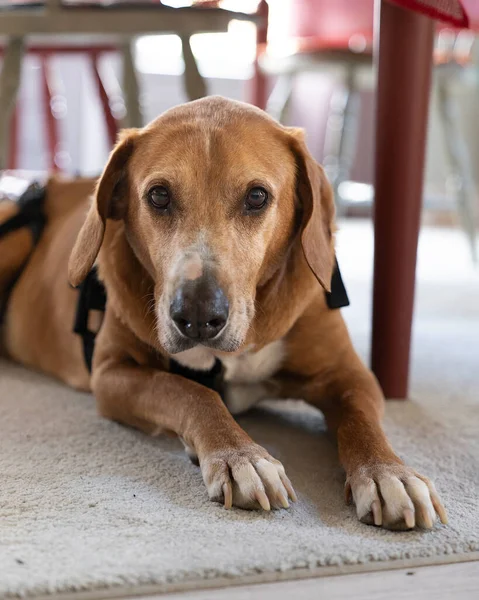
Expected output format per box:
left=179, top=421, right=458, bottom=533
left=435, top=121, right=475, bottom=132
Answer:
left=1, top=223, right=478, bottom=598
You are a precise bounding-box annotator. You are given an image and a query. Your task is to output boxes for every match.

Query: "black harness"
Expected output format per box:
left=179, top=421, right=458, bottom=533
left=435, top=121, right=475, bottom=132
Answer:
left=1, top=185, right=349, bottom=396
left=326, top=259, right=349, bottom=310
left=0, top=183, right=46, bottom=323
left=72, top=267, right=107, bottom=373
left=0, top=182, right=46, bottom=244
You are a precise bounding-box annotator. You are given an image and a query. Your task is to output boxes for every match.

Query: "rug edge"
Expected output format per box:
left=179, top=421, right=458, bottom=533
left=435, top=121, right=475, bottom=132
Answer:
left=14, top=551, right=479, bottom=600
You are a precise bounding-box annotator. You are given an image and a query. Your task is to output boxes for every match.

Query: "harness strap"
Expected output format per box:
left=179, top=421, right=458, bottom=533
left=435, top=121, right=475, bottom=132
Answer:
left=73, top=266, right=107, bottom=372
left=326, top=259, right=350, bottom=309
left=169, top=356, right=225, bottom=397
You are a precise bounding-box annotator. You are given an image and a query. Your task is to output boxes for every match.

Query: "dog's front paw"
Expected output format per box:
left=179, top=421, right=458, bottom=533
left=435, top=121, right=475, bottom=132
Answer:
left=346, top=463, right=447, bottom=530
left=200, top=444, right=297, bottom=511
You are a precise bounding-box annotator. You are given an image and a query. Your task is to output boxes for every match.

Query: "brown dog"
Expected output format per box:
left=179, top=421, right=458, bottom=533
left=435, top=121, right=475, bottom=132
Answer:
left=1, top=97, right=446, bottom=529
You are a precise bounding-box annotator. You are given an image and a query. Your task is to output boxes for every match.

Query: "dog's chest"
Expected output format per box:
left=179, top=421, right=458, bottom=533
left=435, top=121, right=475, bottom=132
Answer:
left=220, top=340, right=285, bottom=383
left=173, top=341, right=285, bottom=414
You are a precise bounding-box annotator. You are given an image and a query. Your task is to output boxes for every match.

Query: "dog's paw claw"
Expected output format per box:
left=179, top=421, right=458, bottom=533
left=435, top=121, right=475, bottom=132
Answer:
left=222, top=482, right=233, bottom=509
left=254, top=488, right=271, bottom=511
left=403, top=508, right=415, bottom=529
left=371, top=499, right=383, bottom=526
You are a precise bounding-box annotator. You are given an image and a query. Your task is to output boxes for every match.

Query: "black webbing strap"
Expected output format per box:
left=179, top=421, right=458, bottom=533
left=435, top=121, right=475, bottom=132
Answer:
left=326, top=259, right=350, bottom=309
left=169, top=356, right=225, bottom=397
left=73, top=266, right=107, bottom=373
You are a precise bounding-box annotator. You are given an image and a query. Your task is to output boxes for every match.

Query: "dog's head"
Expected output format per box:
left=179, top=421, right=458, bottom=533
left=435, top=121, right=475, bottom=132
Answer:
left=69, top=97, right=335, bottom=355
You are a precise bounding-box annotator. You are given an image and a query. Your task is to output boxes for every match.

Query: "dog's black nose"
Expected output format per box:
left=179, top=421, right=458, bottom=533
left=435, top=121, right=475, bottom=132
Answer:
left=170, top=278, right=229, bottom=341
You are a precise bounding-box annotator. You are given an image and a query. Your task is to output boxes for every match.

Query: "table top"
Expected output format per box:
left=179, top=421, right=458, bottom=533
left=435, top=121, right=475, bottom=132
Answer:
left=0, top=1, right=245, bottom=8
left=388, top=0, right=478, bottom=29
left=0, top=0, right=258, bottom=36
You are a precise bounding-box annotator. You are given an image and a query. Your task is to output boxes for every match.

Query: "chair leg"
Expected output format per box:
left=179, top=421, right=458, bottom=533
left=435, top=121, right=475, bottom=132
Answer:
left=250, top=0, right=269, bottom=109
left=180, top=34, right=207, bottom=101
left=41, top=54, right=66, bottom=172
left=7, top=104, right=19, bottom=170
left=121, top=39, right=143, bottom=128
left=371, top=0, right=435, bottom=399
left=0, top=37, right=24, bottom=170
left=436, top=72, right=478, bottom=263
left=323, top=67, right=361, bottom=213
left=265, top=73, right=294, bottom=122
left=90, top=53, right=119, bottom=148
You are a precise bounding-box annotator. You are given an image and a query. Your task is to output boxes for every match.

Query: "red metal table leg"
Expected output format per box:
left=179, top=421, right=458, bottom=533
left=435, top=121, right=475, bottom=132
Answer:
left=371, top=1, right=435, bottom=398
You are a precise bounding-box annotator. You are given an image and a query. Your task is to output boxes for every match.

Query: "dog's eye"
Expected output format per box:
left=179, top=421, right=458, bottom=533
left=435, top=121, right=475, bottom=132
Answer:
left=147, top=185, right=170, bottom=210
left=245, top=187, right=268, bottom=212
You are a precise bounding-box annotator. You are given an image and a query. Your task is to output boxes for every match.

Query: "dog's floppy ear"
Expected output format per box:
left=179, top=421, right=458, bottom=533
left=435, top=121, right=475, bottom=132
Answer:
left=68, top=130, right=137, bottom=287
left=288, top=128, right=335, bottom=292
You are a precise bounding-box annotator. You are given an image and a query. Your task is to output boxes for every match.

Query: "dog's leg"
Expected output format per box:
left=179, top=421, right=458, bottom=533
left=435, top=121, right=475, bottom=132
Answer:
left=93, top=363, right=296, bottom=511
left=324, top=376, right=448, bottom=530
left=280, top=310, right=447, bottom=530
left=92, top=317, right=296, bottom=511
left=283, top=364, right=446, bottom=529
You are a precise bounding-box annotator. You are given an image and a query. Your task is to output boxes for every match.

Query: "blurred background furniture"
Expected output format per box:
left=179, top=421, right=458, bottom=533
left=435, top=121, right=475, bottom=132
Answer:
left=258, top=0, right=478, bottom=264
left=0, top=0, right=260, bottom=170
left=260, top=0, right=372, bottom=218
left=254, top=0, right=479, bottom=398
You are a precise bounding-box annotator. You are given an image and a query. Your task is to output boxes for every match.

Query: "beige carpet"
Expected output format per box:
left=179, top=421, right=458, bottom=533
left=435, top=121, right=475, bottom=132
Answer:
left=1, top=222, right=478, bottom=598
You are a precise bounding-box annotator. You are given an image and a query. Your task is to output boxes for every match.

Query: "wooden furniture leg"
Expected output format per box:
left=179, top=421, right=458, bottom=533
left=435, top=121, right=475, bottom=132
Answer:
left=7, top=104, right=19, bottom=170
left=180, top=34, right=207, bottom=101
left=122, top=39, right=143, bottom=128
left=266, top=72, right=294, bottom=122
left=0, top=37, right=24, bottom=170
left=250, top=0, right=269, bottom=109
left=371, top=1, right=435, bottom=399
left=40, top=54, right=62, bottom=172
left=324, top=66, right=361, bottom=215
